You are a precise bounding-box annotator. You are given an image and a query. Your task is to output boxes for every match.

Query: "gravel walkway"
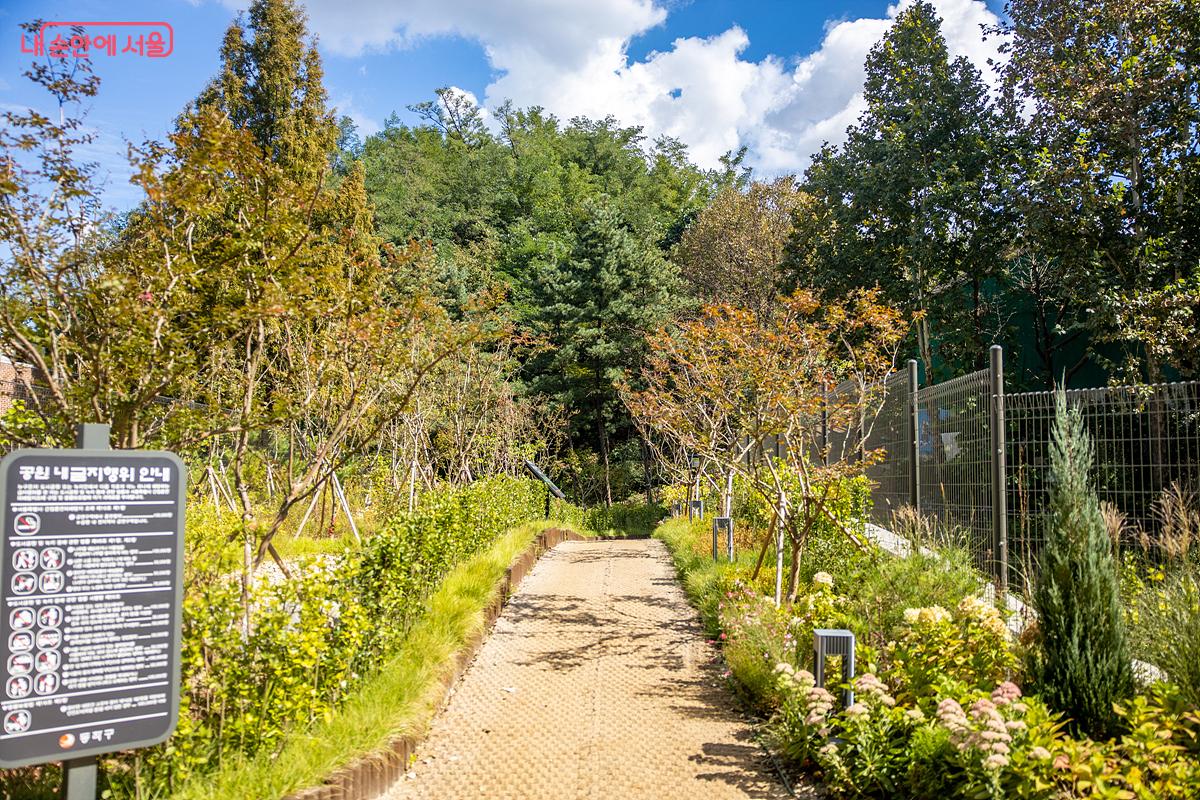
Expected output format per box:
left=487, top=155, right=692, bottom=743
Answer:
left=385, top=538, right=792, bottom=800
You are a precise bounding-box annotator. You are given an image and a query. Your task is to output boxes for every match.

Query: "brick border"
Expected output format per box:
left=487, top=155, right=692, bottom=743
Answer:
left=281, top=527, right=585, bottom=800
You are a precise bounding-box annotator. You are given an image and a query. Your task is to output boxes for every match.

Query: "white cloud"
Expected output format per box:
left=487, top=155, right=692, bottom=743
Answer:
left=330, top=91, right=382, bottom=137
left=282, top=0, right=1004, bottom=175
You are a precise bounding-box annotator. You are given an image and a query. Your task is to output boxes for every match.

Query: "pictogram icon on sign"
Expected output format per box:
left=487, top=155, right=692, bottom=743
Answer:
left=13, top=513, right=39, bottom=536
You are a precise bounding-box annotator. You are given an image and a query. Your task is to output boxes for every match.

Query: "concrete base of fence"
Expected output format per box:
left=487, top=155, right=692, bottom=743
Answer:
left=280, top=527, right=586, bottom=800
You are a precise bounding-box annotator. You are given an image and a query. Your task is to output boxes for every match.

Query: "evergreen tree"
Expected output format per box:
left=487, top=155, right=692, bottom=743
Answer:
left=528, top=199, right=679, bottom=505
left=1030, top=391, right=1133, bottom=738
left=189, top=0, right=336, bottom=178
left=784, top=1, right=1011, bottom=380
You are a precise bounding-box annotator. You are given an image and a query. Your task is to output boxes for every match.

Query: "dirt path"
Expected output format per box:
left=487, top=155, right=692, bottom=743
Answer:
left=385, top=538, right=792, bottom=800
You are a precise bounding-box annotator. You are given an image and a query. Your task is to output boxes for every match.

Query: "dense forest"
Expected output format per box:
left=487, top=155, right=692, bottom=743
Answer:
left=2, top=0, right=1198, bottom=510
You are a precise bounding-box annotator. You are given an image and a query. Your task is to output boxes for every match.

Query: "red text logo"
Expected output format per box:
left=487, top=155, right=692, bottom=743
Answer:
left=20, top=21, right=174, bottom=59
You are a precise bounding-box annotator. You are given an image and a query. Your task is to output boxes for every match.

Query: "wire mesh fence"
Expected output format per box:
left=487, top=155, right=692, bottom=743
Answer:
left=1006, top=381, right=1200, bottom=591
left=862, top=371, right=910, bottom=525
left=844, top=350, right=1200, bottom=590
left=915, top=368, right=995, bottom=569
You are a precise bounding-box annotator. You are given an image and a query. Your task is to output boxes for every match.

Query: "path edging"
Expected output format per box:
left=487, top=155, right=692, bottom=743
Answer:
left=280, top=526, right=585, bottom=800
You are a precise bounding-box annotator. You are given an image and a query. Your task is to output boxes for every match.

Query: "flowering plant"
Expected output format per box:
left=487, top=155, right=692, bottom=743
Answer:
left=887, top=595, right=1016, bottom=703
left=908, top=682, right=1069, bottom=800
left=771, top=663, right=837, bottom=765
left=772, top=670, right=920, bottom=797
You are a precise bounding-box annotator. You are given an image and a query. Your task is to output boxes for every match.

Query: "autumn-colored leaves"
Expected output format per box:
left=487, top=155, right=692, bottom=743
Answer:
left=624, top=289, right=908, bottom=599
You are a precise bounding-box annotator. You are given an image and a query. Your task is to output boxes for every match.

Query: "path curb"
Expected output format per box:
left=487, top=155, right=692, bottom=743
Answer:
left=280, top=527, right=585, bottom=800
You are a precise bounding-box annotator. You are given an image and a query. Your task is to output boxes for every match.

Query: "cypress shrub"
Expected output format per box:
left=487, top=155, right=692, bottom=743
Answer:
left=1029, top=391, right=1132, bottom=738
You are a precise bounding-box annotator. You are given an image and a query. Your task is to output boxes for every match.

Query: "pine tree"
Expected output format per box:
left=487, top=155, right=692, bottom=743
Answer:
left=1030, top=391, right=1133, bottom=738
left=529, top=198, right=679, bottom=505
left=189, top=0, right=336, bottom=179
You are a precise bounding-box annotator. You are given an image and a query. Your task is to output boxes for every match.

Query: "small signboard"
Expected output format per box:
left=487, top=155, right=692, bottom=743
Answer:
left=0, top=446, right=185, bottom=768
left=688, top=499, right=704, bottom=520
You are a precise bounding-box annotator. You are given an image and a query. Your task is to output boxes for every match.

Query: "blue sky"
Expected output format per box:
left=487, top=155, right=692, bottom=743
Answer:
left=0, top=0, right=1005, bottom=208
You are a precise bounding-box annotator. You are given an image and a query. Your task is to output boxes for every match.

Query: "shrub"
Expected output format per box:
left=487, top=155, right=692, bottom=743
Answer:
left=812, top=673, right=918, bottom=797
left=771, top=664, right=838, bottom=765
left=1111, top=684, right=1200, bottom=798
left=908, top=683, right=1066, bottom=800
left=841, top=545, right=981, bottom=650
left=887, top=596, right=1017, bottom=704
left=1029, top=393, right=1132, bottom=738
left=584, top=499, right=666, bottom=536
left=720, top=588, right=797, bottom=707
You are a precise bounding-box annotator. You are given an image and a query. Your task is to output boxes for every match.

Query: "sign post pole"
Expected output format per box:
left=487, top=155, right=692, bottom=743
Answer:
left=61, top=755, right=97, bottom=800
left=59, top=424, right=109, bottom=800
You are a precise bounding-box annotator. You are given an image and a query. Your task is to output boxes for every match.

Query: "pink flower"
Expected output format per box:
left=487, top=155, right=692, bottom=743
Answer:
left=137, top=290, right=154, bottom=303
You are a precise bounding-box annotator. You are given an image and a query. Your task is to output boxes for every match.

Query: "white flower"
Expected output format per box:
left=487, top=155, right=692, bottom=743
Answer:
left=812, top=571, right=834, bottom=588
left=983, top=753, right=1010, bottom=770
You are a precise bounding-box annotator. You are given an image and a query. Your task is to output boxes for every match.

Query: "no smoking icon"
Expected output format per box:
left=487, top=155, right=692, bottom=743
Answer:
left=13, top=514, right=40, bottom=536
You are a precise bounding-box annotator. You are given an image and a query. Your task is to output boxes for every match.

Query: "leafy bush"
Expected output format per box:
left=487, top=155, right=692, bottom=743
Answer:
left=809, top=673, right=918, bottom=797
left=1029, top=394, right=1132, bottom=738
left=907, top=683, right=1065, bottom=800
left=840, top=546, right=981, bottom=650
left=654, top=501, right=1200, bottom=800
left=886, top=596, right=1017, bottom=704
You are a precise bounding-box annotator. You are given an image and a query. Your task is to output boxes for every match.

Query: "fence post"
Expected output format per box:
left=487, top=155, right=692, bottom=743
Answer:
left=988, top=345, right=1008, bottom=601
left=907, top=359, right=920, bottom=511
left=820, top=383, right=829, bottom=467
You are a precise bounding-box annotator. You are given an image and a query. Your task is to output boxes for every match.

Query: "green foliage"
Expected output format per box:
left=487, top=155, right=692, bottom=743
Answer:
left=1128, top=565, right=1200, bottom=708
left=654, top=505, right=1200, bottom=799
left=720, top=588, right=801, bottom=708
left=806, top=673, right=918, bottom=797
left=886, top=597, right=1017, bottom=705
left=360, top=100, right=718, bottom=498
left=785, top=0, right=1010, bottom=381
left=526, top=197, right=680, bottom=503
left=839, top=546, right=982, bottom=651
left=1029, top=394, right=1133, bottom=738
left=0, top=399, right=49, bottom=450
left=791, top=473, right=872, bottom=584
left=1000, top=0, right=1200, bottom=383
left=583, top=499, right=666, bottom=537
left=906, top=685, right=1067, bottom=800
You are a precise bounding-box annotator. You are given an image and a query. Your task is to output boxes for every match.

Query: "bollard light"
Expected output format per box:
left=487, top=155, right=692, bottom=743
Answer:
left=712, top=516, right=734, bottom=561
left=813, top=628, right=856, bottom=708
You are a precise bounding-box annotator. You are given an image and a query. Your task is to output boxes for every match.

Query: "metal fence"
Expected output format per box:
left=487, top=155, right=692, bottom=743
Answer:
left=862, top=370, right=912, bottom=524
left=1006, top=381, right=1200, bottom=589
left=847, top=347, right=1200, bottom=594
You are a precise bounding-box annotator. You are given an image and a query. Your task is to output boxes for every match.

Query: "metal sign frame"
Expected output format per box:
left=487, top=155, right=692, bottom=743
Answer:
left=0, top=424, right=185, bottom=774
left=522, top=460, right=565, bottom=499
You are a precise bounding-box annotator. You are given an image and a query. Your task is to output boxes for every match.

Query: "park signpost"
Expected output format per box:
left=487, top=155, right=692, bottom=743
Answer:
left=0, top=424, right=186, bottom=799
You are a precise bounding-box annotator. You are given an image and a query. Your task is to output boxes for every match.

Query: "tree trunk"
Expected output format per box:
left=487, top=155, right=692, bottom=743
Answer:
left=640, top=434, right=656, bottom=506
left=774, top=494, right=786, bottom=607
left=596, top=399, right=612, bottom=508
left=722, top=469, right=734, bottom=517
